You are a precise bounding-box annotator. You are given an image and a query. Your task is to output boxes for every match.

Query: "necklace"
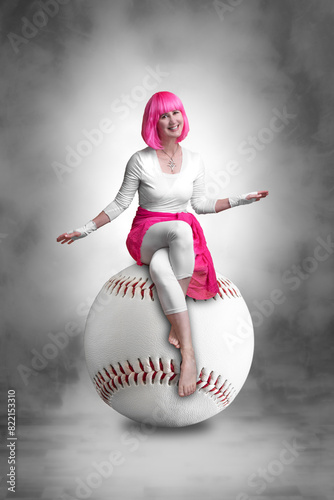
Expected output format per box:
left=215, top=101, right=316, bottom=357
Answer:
left=161, top=144, right=179, bottom=173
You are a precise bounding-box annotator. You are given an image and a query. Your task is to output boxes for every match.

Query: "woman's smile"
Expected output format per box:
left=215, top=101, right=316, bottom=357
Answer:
left=157, top=110, right=184, bottom=142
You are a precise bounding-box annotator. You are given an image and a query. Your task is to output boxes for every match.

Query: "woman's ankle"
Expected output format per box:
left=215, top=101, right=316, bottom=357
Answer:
left=180, top=346, right=195, bottom=355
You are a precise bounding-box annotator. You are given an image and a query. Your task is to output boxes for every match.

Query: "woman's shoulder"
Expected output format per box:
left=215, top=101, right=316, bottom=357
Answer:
left=131, top=146, right=153, bottom=159
left=125, top=147, right=153, bottom=171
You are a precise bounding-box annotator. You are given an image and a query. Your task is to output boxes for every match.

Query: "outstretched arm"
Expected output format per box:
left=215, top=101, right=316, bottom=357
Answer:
left=191, top=154, right=269, bottom=215
left=56, top=210, right=110, bottom=245
left=215, top=190, right=269, bottom=213
left=56, top=152, right=142, bottom=245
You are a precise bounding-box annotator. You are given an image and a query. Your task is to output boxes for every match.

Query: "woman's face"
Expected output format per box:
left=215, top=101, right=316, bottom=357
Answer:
left=157, top=109, right=184, bottom=144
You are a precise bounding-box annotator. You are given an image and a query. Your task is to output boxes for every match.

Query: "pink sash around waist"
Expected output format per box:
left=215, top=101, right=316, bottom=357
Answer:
left=126, top=207, right=219, bottom=300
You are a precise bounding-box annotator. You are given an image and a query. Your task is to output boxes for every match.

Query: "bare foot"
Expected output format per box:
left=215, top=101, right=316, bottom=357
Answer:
left=168, top=327, right=180, bottom=348
left=178, top=348, right=197, bottom=397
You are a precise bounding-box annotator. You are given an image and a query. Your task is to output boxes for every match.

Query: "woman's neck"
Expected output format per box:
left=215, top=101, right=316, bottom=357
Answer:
left=159, top=139, right=179, bottom=155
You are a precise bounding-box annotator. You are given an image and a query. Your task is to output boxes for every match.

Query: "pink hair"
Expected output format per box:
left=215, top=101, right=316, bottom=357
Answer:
left=141, top=91, right=190, bottom=149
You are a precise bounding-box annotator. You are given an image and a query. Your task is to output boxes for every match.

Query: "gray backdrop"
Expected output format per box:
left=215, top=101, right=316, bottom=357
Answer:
left=1, top=0, right=333, bottom=499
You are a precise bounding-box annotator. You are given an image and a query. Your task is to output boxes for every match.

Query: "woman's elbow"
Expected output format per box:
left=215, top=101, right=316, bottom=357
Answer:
left=192, top=204, right=206, bottom=215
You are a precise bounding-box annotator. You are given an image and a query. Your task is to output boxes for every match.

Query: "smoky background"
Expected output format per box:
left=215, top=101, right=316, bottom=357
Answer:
left=0, top=0, right=333, bottom=499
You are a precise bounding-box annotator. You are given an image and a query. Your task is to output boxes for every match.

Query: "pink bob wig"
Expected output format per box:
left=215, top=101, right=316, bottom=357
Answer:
left=141, top=91, right=190, bottom=149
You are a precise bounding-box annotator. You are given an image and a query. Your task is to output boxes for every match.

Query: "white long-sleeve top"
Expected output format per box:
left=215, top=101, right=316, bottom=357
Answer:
left=102, top=146, right=217, bottom=221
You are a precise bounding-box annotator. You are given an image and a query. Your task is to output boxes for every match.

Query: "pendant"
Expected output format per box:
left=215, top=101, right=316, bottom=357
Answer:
left=168, top=158, right=176, bottom=172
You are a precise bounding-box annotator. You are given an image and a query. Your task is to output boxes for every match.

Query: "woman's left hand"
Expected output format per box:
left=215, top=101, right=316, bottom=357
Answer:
left=246, top=190, right=269, bottom=202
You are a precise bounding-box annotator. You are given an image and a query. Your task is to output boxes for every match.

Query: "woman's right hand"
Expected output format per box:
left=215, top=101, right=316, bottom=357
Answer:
left=56, top=231, right=82, bottom=245
left=56, top=220, right=97, bottom=244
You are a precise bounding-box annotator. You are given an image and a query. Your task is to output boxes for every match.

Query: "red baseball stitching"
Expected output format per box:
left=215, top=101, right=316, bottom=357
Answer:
left=97, top=274, right=240, bottom=410
left=93, top=358, right=236, bottom=410
left=216, top=278, right=241, bottom=299
left=105, top=275, right=155, bottom=301
left=104, top=275, right=241, bottom=302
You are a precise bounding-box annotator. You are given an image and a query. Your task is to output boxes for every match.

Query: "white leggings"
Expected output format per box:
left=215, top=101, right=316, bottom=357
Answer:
left=140, top=220, right=195, bottom=315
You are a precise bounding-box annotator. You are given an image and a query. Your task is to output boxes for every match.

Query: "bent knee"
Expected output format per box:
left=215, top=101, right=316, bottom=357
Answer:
left=167, top=221, right=193, bottom=246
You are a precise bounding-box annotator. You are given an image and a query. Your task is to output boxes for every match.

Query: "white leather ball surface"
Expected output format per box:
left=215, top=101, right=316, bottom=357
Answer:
left=84, top=264, right=254, bottom=427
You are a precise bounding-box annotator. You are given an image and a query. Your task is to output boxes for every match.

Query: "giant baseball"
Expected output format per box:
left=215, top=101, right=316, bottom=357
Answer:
left=84, top=264, right=254, bottom=427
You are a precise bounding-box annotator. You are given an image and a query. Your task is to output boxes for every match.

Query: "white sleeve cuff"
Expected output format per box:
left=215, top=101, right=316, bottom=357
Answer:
left=229, top=192, right=258, bottom=208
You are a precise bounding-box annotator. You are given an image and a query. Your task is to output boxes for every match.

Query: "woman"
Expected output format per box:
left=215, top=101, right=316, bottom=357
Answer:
left=57, top=91, right=269, bottom=398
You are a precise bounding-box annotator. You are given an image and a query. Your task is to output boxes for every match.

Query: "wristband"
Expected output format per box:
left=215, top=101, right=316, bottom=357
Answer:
left=228, top=192, right=258, bottom=208
left=67, top=220, right=97, bottom=240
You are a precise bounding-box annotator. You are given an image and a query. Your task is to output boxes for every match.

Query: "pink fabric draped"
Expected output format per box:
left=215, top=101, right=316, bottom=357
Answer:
left=126, top=207, right=219, bottom=300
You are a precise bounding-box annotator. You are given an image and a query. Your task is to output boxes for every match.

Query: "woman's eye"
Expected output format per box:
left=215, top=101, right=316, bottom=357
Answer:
left=173, top=111, right=179, bottom=115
